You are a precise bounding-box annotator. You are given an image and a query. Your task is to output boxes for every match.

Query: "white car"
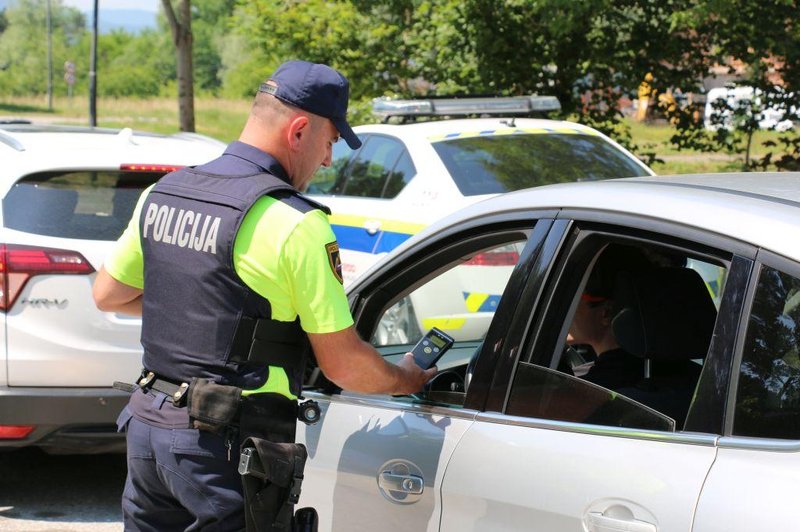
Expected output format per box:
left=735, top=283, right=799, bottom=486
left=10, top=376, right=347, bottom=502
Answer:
left=704, top=85, right=796, bottom=131
left=307, top=96, right=654, bottom=286
left=0, top=122, right=224, bottom=453
left=298, top=172, right=800, bottom=532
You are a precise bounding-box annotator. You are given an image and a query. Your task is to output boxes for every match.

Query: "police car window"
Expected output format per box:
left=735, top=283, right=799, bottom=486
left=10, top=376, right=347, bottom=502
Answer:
left=341, top=136, right=404, bottom=198
left=733, top=266, right=800, bottom=440
left=381, top=150, right=416, bottom=199
left=308, top=140, right=352, bottom=194
left=507, top=240, right=726, bottom=432
left=432, top=134, right=648, bottom=196
left=3, top=171, right=159, bottom=241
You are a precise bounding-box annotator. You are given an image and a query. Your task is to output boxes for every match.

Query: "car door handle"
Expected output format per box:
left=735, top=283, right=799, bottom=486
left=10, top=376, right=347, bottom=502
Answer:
left=364, top=219, right=382, bottom=235
left=378, top=471, right=424, bottom=494
left=586, top=512, right=656, bottom=532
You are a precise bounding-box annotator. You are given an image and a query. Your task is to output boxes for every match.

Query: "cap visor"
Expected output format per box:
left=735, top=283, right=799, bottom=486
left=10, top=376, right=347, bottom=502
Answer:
left=333, top=118, right=362, bottom=150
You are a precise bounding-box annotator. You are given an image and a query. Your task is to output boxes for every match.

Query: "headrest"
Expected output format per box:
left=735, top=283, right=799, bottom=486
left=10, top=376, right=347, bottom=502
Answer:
left=612, top=267, right=717, bottom=361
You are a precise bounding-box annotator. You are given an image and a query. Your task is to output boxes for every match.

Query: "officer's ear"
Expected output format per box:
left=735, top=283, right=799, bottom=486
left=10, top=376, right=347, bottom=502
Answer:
left=286, top=115, right=311, bottom=152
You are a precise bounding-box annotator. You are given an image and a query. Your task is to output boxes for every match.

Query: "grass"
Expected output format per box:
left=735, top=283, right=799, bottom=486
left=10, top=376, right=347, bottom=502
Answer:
left=0, top=95, right=791, bottom=175
left=625, top=116, right=789, bottom=174
left=0, top=95, right=250, bottom=142
left=626, top=117, right=784, bottom=156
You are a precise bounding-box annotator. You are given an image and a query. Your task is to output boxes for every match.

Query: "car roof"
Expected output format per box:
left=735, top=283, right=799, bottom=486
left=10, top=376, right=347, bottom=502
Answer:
left=410, top=172, right=800, bottom=262
left=354, top=117, right=599, bottom=138
left=0, top=124, right=225, bottom=173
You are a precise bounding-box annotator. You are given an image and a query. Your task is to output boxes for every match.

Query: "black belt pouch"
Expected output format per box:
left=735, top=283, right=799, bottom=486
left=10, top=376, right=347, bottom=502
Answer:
left=239, top=393, right=298, bottom=444
left=187, top=378, right=242, bottom=433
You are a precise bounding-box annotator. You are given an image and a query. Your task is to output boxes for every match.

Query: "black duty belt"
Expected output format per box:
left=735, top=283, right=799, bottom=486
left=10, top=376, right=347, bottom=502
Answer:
left=113, top=371, right=190, bottom=406
left=113, top=370, right=322, bottom=427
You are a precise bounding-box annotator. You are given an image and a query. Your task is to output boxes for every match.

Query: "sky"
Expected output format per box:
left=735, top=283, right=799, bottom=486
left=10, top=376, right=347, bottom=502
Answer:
left=61, top=0, right=160, bottom=12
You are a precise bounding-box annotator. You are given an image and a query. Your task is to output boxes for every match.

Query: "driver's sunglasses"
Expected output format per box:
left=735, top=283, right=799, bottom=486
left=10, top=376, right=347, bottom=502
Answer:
left=580, top=293, right=609, bottom=307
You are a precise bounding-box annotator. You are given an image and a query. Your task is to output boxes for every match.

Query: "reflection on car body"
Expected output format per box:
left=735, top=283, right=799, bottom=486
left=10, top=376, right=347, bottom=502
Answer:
left=298, top=172, right=800, bottom=531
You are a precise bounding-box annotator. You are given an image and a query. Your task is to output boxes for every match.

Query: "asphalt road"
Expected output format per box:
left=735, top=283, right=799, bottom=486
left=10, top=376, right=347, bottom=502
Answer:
left=0, top=448, right=126, bottom=531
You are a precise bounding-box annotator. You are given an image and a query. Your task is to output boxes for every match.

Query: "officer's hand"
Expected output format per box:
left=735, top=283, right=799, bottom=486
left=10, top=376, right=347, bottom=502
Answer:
left=394, top=353, right=438, bottom=395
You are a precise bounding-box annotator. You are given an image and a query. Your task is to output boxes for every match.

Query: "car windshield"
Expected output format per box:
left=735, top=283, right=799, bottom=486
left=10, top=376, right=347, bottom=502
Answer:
left=432, top=133, right=648, bottom=196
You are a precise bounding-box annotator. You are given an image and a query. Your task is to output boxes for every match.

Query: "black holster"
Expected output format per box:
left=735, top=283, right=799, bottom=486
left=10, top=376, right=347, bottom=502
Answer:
left=239, top=438, right=317, bottom=531
left=237, top=394, right=317, bottom=532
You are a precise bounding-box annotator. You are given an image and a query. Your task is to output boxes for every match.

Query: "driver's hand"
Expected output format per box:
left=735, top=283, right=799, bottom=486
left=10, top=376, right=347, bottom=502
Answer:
left=394, top=353, right=438, bottom=395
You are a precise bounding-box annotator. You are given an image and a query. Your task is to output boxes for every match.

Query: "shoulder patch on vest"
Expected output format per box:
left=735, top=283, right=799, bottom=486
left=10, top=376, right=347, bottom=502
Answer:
left=325, top=242, right=343, bottom=284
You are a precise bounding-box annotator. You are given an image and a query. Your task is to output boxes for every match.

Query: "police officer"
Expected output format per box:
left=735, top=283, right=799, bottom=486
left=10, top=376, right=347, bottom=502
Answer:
left=93, top=60, right=436, bottom=531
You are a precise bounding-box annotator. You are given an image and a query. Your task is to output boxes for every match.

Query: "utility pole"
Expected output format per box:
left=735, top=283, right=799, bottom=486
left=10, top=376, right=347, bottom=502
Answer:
left=46, top=0, right=53, bottom=111
left=89, top=0, right=98, bottom=127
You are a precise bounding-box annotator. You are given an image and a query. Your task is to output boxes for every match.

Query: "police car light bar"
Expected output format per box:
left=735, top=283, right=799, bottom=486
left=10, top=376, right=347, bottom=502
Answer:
left=372, top=95, right=561, bottom=118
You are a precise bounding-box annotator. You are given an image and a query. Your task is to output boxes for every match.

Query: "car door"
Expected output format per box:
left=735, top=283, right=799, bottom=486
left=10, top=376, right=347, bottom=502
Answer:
left=439, top=215, right=756, bottom=531
left=297, top=214, right=554, bottom=531
left=693, top=250, right=800, bottom=531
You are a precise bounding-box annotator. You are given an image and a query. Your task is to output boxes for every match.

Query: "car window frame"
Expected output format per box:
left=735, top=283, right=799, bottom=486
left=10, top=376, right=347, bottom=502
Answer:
left=680, top=254, right=754, bottom=433
left=722, top=248, right=800, bottom=445
left=380, top=149, right=417, bottom=199
left=481, top=209, right=759, bottom=436
left=335, top=210, right=558, bottom=412
left=470, top=218, right=573, bottom=411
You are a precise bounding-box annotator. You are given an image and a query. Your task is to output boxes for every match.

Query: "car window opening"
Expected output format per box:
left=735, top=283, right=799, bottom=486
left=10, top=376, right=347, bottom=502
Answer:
left=367, top=237, right=530, bottom=408
left=508, top=240, right=727, bottom=432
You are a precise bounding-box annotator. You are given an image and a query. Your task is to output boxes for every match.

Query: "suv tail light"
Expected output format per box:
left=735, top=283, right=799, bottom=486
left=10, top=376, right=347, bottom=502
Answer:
left=0, top=245, right=95, bottom=311
left=0, top=425, right=34, bottom=439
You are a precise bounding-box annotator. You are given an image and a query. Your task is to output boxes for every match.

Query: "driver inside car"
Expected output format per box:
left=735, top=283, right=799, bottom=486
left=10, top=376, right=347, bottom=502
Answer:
left=566, top=245, right=649, bottom=390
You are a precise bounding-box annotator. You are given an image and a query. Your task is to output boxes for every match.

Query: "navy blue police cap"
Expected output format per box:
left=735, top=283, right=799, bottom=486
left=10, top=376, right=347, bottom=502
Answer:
left=259, top=60, right=362, bottom=150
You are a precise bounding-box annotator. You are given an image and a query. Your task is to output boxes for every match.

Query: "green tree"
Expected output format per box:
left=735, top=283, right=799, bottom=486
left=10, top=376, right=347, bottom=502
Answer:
left=0, top=0, right=85, bottom=96
left=222, top=0, right=366, bottom=99
left=667, top=0, right=800, bottom=171
left=96, top=29, right=174, bottom=97
left=221, top=0, right=717, bottom=166
left=222, top=0, right=477, bottom=119
left=161, top=0, right=195, bottom=131
left=459, top=0, right=712, bottom=164
left=191, top=0, right=236, bottom=94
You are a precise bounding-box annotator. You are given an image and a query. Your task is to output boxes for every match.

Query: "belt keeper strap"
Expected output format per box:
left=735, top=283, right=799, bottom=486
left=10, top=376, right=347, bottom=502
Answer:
left=137, top=370, right=191, bottom=406
left=113, top=381, right=137, bottom=393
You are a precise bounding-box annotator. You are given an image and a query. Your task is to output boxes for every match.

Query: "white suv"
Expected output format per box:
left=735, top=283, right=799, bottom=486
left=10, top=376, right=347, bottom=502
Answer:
left=0, top=122, right=224, bottom=453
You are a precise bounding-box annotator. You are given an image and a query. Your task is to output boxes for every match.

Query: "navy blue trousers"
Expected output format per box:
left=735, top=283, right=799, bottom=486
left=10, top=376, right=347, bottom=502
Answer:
left=118, top=394, right=245, bottom=531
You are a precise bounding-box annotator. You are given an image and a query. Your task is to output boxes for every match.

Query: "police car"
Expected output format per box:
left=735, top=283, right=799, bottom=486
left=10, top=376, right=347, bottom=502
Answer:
left=307, top=96, right=654, bottom=344
left=307, top=95, right=654, bottom=286
left=299, top=172, right=800, bottom=532
left=0, top=122, right=224, bottom=453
